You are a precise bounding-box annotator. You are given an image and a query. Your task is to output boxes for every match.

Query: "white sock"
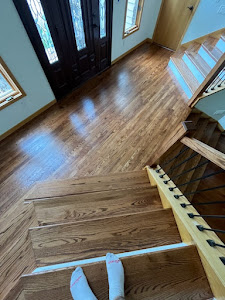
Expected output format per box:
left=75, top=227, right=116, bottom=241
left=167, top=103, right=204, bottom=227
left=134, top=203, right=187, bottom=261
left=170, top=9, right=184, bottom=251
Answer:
left=70, top=267, right=97, bottom=300
left=106, top=253, right=125, bottom=300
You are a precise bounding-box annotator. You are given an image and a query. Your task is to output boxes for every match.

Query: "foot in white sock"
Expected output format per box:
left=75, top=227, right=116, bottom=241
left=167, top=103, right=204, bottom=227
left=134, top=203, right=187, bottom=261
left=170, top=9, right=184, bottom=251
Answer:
left=70, top=267, right=97, bottom=300
left=106, top=253, right=125, bottom=300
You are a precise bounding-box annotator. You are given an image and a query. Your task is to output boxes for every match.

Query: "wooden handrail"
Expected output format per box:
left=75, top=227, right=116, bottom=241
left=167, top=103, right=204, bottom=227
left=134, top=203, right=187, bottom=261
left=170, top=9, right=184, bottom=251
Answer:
left=188, top=53, right=225, bottom=107
left=149, top=121, right=195, bottom=168
left=181, top=137, right=225, bottom=170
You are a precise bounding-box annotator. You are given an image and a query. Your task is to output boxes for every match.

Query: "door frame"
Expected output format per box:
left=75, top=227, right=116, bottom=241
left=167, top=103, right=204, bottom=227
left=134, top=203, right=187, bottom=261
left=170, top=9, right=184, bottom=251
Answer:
left=152, top=0, right=201, bottom=51
left=13, top=0, right=113, bottom=99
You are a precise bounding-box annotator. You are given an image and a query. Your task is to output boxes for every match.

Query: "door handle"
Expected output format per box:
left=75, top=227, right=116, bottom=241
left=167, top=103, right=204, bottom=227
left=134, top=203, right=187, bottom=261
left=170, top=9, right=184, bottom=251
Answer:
left=187, top=5, right=194, bottom=11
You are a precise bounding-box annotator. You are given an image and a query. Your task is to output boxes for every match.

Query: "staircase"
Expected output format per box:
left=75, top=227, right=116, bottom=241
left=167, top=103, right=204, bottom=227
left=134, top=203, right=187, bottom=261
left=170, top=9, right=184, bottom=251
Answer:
left=169, top=30, right=225, bottom=99
left=20, top=170, right=214, bottom=299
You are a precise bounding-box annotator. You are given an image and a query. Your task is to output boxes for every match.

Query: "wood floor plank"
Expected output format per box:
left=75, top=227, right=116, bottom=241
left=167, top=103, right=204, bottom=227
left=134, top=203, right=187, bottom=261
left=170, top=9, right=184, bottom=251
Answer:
left=30, top=209, right=181, bottom=267
left=33, top=186, right=162, bottom=225
left=25, top=170, right=150, bottom=201
left=22, top=245, right=213, bottom=300
left=0, top=43, right=191, bottom=299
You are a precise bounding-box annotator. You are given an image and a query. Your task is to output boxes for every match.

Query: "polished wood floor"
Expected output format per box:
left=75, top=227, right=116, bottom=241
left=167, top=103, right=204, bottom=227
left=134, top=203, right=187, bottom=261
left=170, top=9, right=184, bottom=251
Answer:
left=0, top=43, right=190, bottom=299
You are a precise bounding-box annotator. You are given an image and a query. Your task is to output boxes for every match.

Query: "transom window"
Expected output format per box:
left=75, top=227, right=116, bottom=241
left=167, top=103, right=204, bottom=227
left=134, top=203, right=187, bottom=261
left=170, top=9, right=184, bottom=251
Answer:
left=0, top=57, right=25, bottom=110
left=123, top=0, right=144, bottom=38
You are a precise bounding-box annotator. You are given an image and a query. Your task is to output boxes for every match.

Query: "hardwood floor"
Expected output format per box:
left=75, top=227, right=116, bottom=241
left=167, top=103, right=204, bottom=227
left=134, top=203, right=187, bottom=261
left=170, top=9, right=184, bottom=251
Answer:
left=0, top=43, right=190, bottom=299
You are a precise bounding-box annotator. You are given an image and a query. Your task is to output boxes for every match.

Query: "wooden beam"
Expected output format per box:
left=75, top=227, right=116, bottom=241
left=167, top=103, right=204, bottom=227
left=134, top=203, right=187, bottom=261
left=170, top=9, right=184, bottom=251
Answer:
left=181, top=137, right=225, bottom=170
left=149, top=121, right=195, bottom=168
left=146, top=166, right=225, bottom=299
left=188, top=53, right=225, bottom=107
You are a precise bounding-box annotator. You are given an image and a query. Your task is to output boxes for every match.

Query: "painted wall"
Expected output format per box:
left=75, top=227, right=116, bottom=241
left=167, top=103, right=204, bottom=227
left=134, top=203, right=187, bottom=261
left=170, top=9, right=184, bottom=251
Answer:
left=195, top=90, right=225, bottom=124
left=111, top=0, right=162, bottom=61
left=182, top=0, right=225, bottom=44
left=0, top=0, right=55, bottom=136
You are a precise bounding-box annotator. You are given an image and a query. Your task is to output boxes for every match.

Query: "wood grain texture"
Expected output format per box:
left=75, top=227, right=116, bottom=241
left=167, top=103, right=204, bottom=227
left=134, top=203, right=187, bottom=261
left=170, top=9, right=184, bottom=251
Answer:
left=147, top=166, right=225, bottom=299
left=22, top=245, right=213, bottom=300
left=181, top=137, right=225, bottom=170
left=25, top=170, right=151, bottom=201
left=153, top=0, right=200, bottom=50
left=0, top=43, right=190, bottom=299
left=30, top=209, right=181, bottom=267
left=33, top=186, right=162, bottom=225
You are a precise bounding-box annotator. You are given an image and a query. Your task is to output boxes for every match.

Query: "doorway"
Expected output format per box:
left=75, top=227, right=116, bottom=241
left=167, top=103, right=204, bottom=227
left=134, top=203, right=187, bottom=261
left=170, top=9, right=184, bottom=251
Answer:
left=13, top=0, right=113, bottom=99
left=153, top=0, right=200, bottom=51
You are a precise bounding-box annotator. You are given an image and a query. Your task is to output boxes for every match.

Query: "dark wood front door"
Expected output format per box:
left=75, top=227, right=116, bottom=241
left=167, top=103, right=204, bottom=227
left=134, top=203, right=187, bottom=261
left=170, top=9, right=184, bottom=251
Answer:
left=13, top=0, right=113, bottom=99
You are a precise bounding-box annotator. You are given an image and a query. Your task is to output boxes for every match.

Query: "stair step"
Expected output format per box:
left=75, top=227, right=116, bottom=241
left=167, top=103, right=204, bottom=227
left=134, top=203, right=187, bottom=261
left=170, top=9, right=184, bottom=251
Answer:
left=216, top=38, right=225, bottom=53
left=22, top=245, right=213, bottom=300
left=170, top=57, right=199, bottom=94
left=202, top=36, right=223, bottom=62
left=185, top=51, right=211, bottom=77
left=198, top=45, right=217, bottom=68
left=33, top=186, right=162, bottom=226
left=182, top=53, right=205, bottom=83
left=25, top=170, right=150, bottom=201
left=29, top=209, right=181, bottom=267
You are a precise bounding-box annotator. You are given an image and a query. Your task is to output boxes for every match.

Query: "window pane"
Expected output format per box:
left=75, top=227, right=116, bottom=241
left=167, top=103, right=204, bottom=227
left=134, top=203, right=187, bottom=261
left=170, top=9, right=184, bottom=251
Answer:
left=125, top=0, right=139, bottom=32
left=69, top=0, right=86, bottom=51
left=99, top=0, right=106, bottom=38
left=0, top=73, right=13, bottom=98
left=26, top=0, right=59, bottom=64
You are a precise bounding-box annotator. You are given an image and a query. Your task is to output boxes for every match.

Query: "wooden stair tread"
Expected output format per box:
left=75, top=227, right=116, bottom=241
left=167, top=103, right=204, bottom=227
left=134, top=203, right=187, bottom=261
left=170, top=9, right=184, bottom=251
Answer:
left=202, top=40, right=223, bottom=62
left=29, top=209, right=181, bottom=267
left=170, top=57, right=200, bottom=93
left=185, top=51, right=211, bottom=77
left=25, top=170, right=150, bottom=201
left=22, top=245, right=213, bottom=300
left=183, top=127, right=222, bottom=197
left=33, top=186, right=162, bottom=226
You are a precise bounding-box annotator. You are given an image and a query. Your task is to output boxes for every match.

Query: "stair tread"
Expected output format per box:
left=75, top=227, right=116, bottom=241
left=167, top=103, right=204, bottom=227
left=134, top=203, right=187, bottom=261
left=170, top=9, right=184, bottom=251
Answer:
left=185, top=51, right=211, bottom=77
left=22, top=245, right=213, bottom=300
left=30, top=209, right=181, bottom=267
left=202, top=38, right=223, bottom=62
left=25, top=170, right=150, bottom=201
left=33, top=186, right=162, bottom=226
left=170, top=57, right=200, bottom=93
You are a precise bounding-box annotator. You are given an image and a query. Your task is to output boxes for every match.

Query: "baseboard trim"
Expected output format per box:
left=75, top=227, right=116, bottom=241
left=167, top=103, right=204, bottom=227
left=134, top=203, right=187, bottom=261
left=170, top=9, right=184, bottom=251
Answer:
left=181, top=28, right=225, bottom=49
left=111, top=38, right=152, bottom=65
left=0, top=99, right=56, bottom=142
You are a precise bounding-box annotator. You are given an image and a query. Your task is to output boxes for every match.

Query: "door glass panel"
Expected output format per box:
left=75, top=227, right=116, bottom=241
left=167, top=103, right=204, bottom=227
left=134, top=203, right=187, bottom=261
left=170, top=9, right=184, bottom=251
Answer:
left=26, top=0, right=59, bottom=64
left=69, top=0, right=86, bottom=51
left=99, top=0, right=106, bottom=38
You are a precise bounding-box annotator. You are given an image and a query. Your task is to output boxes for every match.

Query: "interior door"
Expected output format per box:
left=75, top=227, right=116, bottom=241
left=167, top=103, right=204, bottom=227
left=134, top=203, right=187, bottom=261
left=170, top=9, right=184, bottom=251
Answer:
left=13, top=0, right=113, bottom=99
left=153, top=0, right=199, bottom=51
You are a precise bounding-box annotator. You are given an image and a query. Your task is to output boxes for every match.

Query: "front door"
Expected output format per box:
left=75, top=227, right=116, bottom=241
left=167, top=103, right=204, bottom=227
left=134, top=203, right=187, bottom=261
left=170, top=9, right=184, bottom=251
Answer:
left=13, top=0, right=113, bottom=99
left=153, top=0, right=199, bottom=51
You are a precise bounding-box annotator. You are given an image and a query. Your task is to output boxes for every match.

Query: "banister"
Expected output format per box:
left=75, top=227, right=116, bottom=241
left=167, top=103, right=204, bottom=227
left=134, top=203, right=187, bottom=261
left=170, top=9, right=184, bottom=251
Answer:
left=181, top=137, right=225, bottom=170
left=188, top=53, right=225, bottom=108
left=149, top=121, right=195, bottom=168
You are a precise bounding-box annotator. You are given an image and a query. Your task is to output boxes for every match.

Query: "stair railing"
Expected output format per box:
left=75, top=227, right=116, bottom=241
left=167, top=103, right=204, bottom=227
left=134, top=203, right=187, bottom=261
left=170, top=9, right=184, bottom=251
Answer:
left=188, top=53, right=225, bottom=107
left=146, top=137, right=225, bottom=299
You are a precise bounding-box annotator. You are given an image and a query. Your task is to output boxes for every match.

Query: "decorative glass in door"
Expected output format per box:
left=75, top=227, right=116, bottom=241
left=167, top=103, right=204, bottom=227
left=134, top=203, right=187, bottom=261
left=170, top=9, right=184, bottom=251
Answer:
left=69, top=0, right=87, bottom=51
left=26, top=0, right=59, bottom=64
left=99, top=0, right=106, bottom=38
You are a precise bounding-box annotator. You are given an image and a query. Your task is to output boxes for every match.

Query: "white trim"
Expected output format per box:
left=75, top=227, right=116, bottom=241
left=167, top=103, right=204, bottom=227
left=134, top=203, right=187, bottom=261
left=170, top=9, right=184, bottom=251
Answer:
left=32, top=242, right=187, bottom=274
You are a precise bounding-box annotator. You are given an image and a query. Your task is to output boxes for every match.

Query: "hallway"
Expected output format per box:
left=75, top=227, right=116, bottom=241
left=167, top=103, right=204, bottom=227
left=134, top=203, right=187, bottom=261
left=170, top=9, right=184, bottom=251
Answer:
left=0, top=43, right=190, bottom=299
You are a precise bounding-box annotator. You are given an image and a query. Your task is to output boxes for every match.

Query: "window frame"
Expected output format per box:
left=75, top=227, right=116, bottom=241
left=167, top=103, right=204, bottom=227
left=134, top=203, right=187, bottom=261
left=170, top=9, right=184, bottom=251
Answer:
left=0, top=57, right=26, bottom=110
left=123, top=0, right=144, bottom=39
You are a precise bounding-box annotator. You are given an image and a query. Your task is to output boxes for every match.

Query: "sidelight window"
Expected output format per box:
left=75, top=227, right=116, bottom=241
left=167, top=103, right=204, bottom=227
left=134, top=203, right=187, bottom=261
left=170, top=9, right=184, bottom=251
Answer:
left=26, top=0, right=59, bottom=64
left=123, top=0, right=144, bottom=38
left=0, top=57, right=25, bottom=110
